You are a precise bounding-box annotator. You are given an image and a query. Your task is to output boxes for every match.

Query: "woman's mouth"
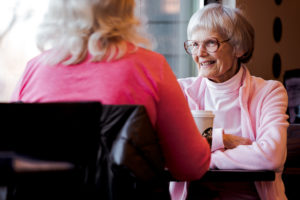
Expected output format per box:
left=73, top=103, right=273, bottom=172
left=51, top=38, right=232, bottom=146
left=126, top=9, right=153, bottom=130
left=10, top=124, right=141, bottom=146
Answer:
left=200, top=60, right=216, bottom=67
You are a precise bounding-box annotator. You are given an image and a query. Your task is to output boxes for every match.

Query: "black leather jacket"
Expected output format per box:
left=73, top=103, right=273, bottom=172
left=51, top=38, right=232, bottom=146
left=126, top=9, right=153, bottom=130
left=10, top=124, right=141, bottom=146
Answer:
left=95, top=104, right=170, bottom=200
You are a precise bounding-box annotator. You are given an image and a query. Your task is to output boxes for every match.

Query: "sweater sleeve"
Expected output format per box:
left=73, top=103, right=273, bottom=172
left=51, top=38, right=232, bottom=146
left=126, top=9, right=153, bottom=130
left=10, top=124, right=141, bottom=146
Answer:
left=210, top=81, right=289, bottom=170
left=156, top=58, right=211, bottom=181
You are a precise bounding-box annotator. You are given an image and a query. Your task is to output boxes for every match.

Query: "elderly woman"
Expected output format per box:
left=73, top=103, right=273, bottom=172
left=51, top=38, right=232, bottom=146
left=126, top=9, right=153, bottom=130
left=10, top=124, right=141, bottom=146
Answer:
left=170, top=3, right=289, bottom=200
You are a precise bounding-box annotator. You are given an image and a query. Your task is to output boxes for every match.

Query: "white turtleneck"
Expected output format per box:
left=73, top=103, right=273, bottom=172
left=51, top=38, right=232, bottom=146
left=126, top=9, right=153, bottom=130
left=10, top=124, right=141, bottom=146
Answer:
left=205, top=67, right=243, bottom=136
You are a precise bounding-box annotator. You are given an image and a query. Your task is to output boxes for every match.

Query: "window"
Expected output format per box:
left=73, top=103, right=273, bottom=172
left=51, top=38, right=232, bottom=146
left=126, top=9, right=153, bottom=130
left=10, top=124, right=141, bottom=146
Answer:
left=137, top=0, right=201, bottom=78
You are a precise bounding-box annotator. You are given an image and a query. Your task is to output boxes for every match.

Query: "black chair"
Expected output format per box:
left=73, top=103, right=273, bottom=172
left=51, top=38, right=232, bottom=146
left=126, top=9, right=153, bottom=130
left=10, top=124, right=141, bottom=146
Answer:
left=282, top=124, right=300, bottom=200
left=0, top=102, right=102, bottom=200
left=283, top=68, right=300, bottom=123
left=0, top=102, right=170, bottom=200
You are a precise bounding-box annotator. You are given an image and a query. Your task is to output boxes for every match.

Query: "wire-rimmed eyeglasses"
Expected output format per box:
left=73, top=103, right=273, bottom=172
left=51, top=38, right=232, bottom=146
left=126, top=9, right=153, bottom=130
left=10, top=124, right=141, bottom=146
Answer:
left=184, top=38, right=230, bottom=55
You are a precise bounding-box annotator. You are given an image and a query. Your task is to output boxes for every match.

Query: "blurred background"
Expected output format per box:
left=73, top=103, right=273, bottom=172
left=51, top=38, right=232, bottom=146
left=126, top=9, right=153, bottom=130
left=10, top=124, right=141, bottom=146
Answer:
left=0, top=0, right=299, bottom=101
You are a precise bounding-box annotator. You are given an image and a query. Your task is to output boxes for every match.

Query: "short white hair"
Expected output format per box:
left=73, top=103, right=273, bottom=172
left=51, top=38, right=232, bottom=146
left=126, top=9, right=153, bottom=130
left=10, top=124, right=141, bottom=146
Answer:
left=36, top=0, right=151, bottom=65
left=187, top=3, right=254, bottom=63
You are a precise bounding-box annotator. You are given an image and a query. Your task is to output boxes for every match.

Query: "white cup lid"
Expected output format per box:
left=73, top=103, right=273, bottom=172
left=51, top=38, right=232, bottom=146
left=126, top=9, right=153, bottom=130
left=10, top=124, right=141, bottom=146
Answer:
left=191, top=110, right=215, bottom=118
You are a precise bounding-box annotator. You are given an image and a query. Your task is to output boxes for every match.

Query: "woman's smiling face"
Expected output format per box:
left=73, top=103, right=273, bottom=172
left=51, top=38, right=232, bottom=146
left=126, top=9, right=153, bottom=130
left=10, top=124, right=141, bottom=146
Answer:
left=191, top=29, right=241, bottom=83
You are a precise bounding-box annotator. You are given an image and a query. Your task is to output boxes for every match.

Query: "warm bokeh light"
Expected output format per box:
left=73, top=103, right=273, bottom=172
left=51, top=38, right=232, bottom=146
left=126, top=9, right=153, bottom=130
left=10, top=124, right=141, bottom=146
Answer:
left=162, top=0, right=180, bottom=14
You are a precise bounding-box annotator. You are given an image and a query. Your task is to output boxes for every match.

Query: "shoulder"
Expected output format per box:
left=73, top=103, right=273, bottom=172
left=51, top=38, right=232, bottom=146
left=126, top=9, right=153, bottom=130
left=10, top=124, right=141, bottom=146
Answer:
left=135, top=47, right=166, bottom=62
left=17, top=50, right=56, bottom=87
left=123, top=46, right=169, bottom=70
left=25, top=50, right=54, bottom=70
left=242, top=66, right=285, bottom=94
left=249, top=75, right=286, bottom=95
left=127, top=46, right=176, bottom=79
left=20, top=53, right=46, bottom=77
left=178, top=76, right=202, bottom=90
left=244, top=69, right=287, bottom=106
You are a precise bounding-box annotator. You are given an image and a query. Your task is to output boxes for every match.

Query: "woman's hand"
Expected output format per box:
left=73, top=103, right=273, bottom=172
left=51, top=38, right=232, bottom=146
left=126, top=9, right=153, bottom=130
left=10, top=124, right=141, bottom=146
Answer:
left=223, top=133, right=252, bottom=149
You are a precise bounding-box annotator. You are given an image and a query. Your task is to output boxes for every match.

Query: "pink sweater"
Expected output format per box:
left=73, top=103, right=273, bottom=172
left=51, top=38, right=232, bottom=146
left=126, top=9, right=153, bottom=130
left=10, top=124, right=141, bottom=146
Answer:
left=11, top=46, right=210, bottom=181
left=173, top=66, right=289, bottom=200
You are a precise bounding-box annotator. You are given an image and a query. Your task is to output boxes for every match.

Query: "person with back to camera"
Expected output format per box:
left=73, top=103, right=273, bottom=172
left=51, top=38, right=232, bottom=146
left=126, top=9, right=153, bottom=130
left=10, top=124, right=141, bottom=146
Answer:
left=11, top=0, right=211, bottom=194
left=169, top=3, right=289, bottom=200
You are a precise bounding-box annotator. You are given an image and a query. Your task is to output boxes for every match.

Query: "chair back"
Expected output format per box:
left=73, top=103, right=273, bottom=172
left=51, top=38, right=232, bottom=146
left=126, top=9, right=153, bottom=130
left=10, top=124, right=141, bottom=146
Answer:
left=0, top=102, right=169, bottom=200
left=0, top=102, right=102, bottom=199
left=283, top=123, right=300, bottom=199
left=0, top=102, right=101, bottom=163
left=283, top=68, right=300, bottom=123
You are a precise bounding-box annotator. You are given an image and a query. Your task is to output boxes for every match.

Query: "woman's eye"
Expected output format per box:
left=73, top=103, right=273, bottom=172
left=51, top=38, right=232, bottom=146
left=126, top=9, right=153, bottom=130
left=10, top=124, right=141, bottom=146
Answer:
left=206, top=40, right=217, bottom=46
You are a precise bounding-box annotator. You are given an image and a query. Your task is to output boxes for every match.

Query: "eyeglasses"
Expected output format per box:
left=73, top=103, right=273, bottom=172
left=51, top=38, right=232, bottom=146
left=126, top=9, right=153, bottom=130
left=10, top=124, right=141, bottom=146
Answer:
left=184, top=38, right=230, bottom=55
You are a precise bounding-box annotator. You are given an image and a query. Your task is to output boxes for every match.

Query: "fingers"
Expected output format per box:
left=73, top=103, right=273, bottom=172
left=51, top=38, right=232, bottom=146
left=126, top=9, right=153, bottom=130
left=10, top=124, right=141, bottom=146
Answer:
left=242, top=138, right=252, bottom=145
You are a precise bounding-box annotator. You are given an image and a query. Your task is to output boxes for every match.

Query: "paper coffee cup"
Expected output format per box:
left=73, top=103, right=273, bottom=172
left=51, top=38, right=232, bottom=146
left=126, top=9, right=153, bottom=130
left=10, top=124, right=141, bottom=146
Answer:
left=191, top=110, right=214, bottom=137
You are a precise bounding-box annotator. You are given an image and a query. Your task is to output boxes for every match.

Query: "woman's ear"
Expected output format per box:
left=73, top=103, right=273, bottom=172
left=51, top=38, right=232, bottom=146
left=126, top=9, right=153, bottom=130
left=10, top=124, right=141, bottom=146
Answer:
left=235, top=48, right=245, bottom=58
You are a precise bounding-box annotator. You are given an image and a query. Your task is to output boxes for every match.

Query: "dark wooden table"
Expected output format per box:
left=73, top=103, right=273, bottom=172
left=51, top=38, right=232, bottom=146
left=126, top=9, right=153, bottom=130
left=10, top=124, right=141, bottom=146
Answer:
left=184, top=169, right=275, bottom=199
left=199, top=169, right=275, bottom=182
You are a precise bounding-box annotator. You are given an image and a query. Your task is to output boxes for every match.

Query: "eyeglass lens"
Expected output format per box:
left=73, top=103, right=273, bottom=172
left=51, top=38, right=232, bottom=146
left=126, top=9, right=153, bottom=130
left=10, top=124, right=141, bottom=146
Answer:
left=186, top=39, right=219, bottom=54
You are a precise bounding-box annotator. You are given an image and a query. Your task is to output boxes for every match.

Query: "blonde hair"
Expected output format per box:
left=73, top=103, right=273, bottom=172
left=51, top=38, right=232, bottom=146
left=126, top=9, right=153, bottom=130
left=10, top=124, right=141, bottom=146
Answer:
left=36, top=0, right=151, bottom=65
left=187, top=3, right=254, bottom=63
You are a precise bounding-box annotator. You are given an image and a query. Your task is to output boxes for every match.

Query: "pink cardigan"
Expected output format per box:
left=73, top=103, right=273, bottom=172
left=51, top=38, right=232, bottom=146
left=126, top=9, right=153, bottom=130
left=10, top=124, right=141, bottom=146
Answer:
left=174, top=66, right=289, bottom=200
left=11, top=46, right=210, bottom=181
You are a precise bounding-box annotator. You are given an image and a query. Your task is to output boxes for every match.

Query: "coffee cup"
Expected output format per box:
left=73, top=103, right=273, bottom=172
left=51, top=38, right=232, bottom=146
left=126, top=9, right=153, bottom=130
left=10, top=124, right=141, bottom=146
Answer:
left=191, top=110, right=214, bottom=139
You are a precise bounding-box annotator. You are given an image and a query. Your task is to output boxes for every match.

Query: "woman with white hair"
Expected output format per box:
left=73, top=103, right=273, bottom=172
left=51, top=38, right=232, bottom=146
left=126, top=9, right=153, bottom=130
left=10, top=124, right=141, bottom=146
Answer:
left=170, top=3, right=289, bottom=200
left=11, top=0, right=211, bottom=189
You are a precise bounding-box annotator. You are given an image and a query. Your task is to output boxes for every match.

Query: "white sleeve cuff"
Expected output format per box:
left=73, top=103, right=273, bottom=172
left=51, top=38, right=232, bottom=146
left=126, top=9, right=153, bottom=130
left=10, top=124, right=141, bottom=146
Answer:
left=211, top=128, right=224, bottom=152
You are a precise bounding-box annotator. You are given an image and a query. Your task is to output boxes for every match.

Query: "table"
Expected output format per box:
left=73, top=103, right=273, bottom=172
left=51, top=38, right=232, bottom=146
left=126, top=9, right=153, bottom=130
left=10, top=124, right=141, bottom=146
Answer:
left=184, top=169, right=275, bottom=199
left=199, top=169, right=275, bottom=182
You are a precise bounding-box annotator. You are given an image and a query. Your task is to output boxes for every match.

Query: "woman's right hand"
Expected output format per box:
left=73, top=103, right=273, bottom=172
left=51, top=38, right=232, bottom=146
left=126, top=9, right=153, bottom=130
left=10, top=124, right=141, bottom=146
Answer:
left=223, top=133, right=252, bottom=149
